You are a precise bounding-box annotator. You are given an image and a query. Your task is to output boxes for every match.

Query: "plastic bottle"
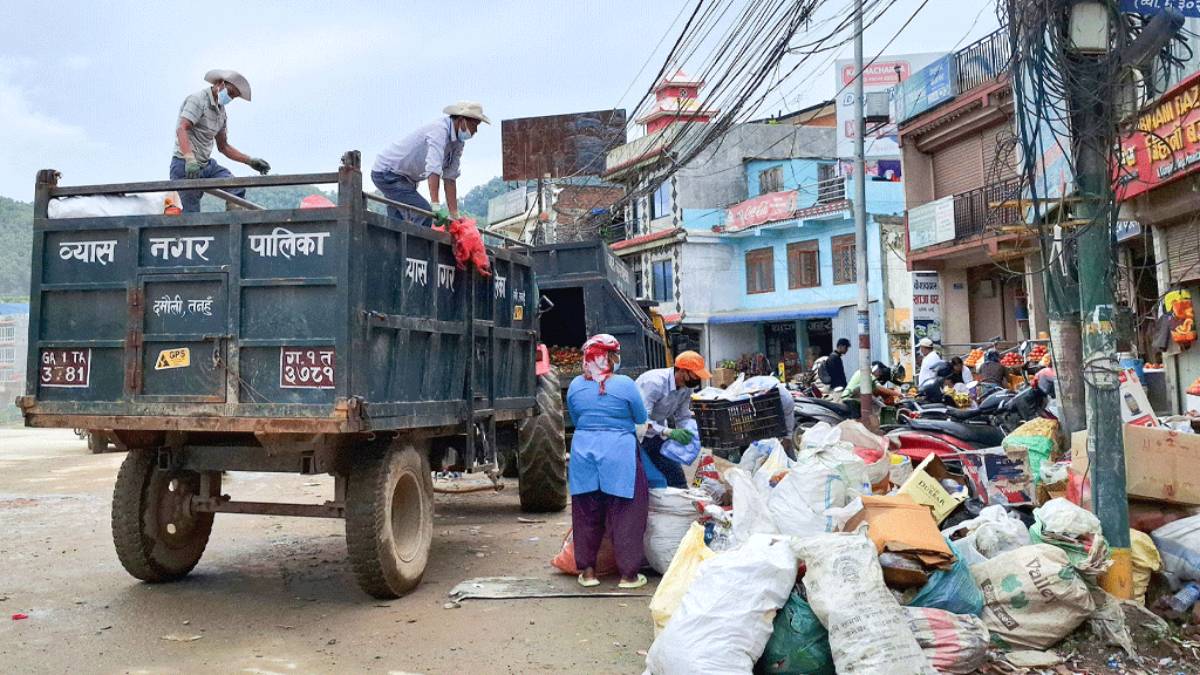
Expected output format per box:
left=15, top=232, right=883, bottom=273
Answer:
left=1165, top=581, right=1200, bottom=614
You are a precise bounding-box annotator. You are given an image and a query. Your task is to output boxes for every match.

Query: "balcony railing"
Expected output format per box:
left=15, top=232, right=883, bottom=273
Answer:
left=815, top=175, right=847, bottom=204
left=955, top=28, right=1011, bottom=94
left=600, top=222, right=629, bottom=243
left=952, top=177, right=1023, bottom=239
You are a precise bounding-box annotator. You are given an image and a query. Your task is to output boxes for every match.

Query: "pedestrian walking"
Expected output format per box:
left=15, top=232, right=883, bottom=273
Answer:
left=565, top=334, right=650, bottom=589
left=170, top=69, right=271, bottom=212
left=825, top=338, right=850, bottom=391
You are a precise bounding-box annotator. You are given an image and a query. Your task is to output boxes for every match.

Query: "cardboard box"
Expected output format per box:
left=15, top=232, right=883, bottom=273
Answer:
left=1122, top=424, right=1200, bottom=505
left=844, top=494, right=955, bottom=570
left=1118, top=369, right=1158, bottom=427
left=712, top=367, right=737, bottom=388
left=1070, top=425, right=1200, bottom=505
left=897, top=455, right=969, bottom=523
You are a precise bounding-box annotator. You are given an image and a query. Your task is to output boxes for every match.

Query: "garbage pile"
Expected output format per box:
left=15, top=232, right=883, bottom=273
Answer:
left=630, top=419, right=1199, bottom=674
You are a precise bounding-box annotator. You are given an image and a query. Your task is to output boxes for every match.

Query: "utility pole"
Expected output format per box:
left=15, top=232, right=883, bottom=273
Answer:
left=1059, top=1, right=1181, bottom=600
left=852, top=0, right=875, bottom=429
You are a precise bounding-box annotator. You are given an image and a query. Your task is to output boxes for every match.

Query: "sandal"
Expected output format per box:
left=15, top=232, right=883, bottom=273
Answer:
left=617, top=574, right=648, bottom=589
left=577, top=573, right=600, bottom=588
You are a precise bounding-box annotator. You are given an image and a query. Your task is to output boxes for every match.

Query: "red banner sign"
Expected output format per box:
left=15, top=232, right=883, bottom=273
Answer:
left=726, top=190, right=798, bottom=231
left=1116, top=70, right=1200, bottom=201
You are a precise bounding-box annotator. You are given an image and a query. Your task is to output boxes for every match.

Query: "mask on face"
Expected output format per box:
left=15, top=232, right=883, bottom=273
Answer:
left=612, top=359, right=622, bottom=373
left=457, top=124, right=473, bottom=141
left=217, top=88, right=233, bottom=106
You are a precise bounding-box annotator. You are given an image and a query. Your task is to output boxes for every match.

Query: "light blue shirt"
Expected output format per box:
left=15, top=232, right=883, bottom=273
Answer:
left=635, top=367, right=693, bottom=437
left=372, top=117, right=464, bottom=181
left=566, top=374, right=648, bottom=498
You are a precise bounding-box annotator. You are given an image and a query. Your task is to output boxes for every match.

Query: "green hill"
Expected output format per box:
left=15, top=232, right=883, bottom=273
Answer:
left=0, top=196, right=33, bottom=297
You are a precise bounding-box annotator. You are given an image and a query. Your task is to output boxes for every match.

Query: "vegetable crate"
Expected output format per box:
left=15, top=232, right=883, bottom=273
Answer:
left=694, top=389, right=787, bottom=458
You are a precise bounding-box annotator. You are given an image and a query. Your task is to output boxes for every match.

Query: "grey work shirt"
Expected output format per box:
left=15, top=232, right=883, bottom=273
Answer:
left=172, top=88, right=226, bottom=163
left=635, top=367, right=694, bottom=437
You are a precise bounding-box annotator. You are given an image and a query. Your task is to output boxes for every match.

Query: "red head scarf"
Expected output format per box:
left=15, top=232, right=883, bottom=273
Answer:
left=582, top=334, right=620, bottom=394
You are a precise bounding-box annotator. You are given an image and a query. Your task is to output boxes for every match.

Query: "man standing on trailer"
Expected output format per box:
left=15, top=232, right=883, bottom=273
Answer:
left=635, top=351, right=711, bottom=489
left=170, top=69, right=272, bottom=212
left=371, top=101, right=490, bottom=226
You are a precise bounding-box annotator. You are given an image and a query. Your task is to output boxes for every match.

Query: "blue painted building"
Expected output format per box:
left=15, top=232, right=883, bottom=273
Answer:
left=605, top=113, right=909, bottom=376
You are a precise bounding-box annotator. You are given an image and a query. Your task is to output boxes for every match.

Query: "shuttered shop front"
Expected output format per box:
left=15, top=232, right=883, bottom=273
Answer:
left=932, top=133, right=984, bottom=199
left=1166, top=222, right=1200, bottom=285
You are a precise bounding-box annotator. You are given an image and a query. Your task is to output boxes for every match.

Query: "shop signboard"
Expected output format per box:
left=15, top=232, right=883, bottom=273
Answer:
left=1119, top=0, right=1200, bottom=18
left=834, top=52, right=946, bottom=158
left=726, top=190, right=798, bottom=231
left=911, top=271, right=942, bottom=345
left=1115, top=219, right=1142, bottom=242
left=894, top=54, right=958, bottom=124
left=907, top=196, right=956, bottom=249
left=1116, top=69, right=1200, bottom=201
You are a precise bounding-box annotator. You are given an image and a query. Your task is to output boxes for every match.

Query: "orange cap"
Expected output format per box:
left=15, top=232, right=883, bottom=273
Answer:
left=674, top=351, right=711, bottom=380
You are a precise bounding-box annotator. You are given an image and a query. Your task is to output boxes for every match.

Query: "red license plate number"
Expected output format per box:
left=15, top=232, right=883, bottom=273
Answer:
left=279, top=348, right=335, bottom=389
left=40, top=348, right=91, bottom=388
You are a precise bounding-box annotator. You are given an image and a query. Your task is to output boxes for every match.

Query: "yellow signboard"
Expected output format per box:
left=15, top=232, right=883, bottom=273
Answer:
left=155, top=348, right=191, bottom=370
left=513, top=305, right=524, bottom=321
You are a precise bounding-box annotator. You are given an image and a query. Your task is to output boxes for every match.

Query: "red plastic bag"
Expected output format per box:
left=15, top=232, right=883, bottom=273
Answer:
left=448, top=217, right=491, bottom=277
left=550, top=528, right=618, bottom=576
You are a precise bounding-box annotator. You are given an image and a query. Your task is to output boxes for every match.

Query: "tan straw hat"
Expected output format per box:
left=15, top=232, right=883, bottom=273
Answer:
left=443, top=101, right=491, bottom=124
left=204, top=69, right=252, bottom=101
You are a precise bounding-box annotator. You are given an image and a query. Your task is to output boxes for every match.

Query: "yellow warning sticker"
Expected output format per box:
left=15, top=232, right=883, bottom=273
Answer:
left=155, top=348, right=190, bottom=370
left=513, top=305, right=524, bottom=321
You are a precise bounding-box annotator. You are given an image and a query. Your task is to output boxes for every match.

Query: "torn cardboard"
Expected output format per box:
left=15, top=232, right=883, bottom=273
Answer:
left=846, top=494, right=956, bottom=570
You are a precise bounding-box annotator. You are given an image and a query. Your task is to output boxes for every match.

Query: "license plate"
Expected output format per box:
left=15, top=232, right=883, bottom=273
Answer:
left=40, top=348, right=91, bottom=388
left=279, top=347, right=335, bottom=389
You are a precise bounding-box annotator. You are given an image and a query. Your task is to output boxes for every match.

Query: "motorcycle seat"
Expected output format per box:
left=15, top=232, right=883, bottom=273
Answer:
left=795, top=397, right=856, bottom=418
left=906, top=418, right=1005, bottom=447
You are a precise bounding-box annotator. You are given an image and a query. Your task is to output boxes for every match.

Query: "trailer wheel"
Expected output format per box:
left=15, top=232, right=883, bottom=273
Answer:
left=517, top=367, right=568, bottom=513
left=111, top=449, right=216, bottom=582
left=345, top=441, right=433, bottom=599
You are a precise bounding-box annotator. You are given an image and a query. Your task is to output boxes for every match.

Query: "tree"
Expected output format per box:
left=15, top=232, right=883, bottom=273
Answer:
left=0, top=197, right=33, bottom=296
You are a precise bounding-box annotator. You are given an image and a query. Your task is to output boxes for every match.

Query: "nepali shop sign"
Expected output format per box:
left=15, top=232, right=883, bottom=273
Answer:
left=907, top=196, right=956, bottom=249
left=726, top=190, right=797, bottom=231
left=1119, top=0, right=1200, bottom=18
left=912, top=271, right=943, bottom=345
left=1116, top=69, right=1200, bottom=201
left=894, top=54, right=958, bottom=124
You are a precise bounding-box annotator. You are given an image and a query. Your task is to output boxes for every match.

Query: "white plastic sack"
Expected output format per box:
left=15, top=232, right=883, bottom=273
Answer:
left=49, top=192, right=178, bottom=218
left=729, top=468, right=778, bottom=546
left=799, top=421, right=839, bottom=449
left=905, top=607, right=991, bottom=674
left=796, top=440, right=871, bottom=498
left=644, top=488, right=704, bottom=575
left=644, top=534, right=800, bottom=675
left=1036, top=498, right=1102, bottom=538
left=1151, top=514, right=1200, bottom=582
left=767, top=465, right=847, bottom=538
left=971, top=544, right=1095, bottom=650
left=942, top=504, right=1030, bottom=564
left=797, top=531, right=934, bottom=674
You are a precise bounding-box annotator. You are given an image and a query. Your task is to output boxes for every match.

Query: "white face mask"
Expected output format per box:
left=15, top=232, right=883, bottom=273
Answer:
left=217, top=88, right=233, bottom=106
left=457, top=122, right=473, bottom=141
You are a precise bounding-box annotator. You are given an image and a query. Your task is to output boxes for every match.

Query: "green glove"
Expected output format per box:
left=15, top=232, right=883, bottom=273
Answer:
left=667, top=428, right=694, bottom=445
left=432, top=206, right=452, bottom=227
left=184, top=158, right=203, bottom=179
left=248, top=158, right=271, bottom=175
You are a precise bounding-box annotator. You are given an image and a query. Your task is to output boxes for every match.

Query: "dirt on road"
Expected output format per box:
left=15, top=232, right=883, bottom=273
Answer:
left=0, top=429, right=655, bottom=674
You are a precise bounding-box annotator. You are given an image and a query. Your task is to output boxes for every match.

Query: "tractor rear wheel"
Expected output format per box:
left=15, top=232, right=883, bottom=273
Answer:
left=517, top=367, right=568, bottom=513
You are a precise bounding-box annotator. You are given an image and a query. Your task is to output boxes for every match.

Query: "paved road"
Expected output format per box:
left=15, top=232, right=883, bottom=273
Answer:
left=0, top=429, right=654, bottom=673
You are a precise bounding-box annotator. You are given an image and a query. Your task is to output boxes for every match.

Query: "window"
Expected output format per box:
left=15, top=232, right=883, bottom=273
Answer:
left=0, top=324, right=14, bottom=341
left=745, top=247, right=775, bottom=294
left=651, top=259, right=673, bottom=303
left=816, top=163, right=842, bottom=203
left=758, top=165, right=784, bottom=194
left=832, top=234, right=857, bottom=285
left=635, top=270, right=645, bottom=299
left=651, top=181, right=671, bottom=220
left=0, top=347, right=13, bottom=366
left=787, top=240, right=820, bottom=289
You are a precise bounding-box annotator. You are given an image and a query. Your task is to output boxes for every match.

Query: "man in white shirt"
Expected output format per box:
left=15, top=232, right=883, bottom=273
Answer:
left=635, top=351, right=711, bottom=488
left=371, top=101, right=490, bottom=226
left=916, top=337, right=945, bottom=388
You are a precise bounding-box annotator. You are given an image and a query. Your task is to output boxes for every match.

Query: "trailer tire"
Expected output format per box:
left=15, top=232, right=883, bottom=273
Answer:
left=345, top=441, right=433, bottom=599
left=517, top=367, right=568, bottom=513
left=111, top=449, right=216, bottom=583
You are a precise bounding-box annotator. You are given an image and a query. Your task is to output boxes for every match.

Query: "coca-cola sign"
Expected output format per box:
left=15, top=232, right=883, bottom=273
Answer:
left=726, top=190, right=798, bottom=231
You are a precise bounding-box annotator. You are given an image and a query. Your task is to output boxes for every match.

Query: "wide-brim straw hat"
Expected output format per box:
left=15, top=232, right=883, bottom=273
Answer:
left=204, top=69, right=252, bottom=101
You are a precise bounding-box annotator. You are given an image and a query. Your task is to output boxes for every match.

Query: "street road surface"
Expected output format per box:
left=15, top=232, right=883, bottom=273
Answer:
left=0, top=428, right=654, bottom=673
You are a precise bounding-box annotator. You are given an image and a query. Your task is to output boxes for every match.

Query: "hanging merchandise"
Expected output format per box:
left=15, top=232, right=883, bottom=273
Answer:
left=1165, top=289, right=1195, bottom=348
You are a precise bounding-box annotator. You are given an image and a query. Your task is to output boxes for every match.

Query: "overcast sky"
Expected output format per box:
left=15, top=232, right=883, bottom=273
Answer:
left=0, top=0, right=1000, bottom=202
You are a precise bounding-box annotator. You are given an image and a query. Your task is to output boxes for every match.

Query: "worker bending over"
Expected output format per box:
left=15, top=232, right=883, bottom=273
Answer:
left=635, top=351, right=711, bottom=489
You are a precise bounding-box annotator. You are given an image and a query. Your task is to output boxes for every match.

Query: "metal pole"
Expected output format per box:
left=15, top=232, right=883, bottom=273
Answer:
left=853, top=0, right=876, bottom=429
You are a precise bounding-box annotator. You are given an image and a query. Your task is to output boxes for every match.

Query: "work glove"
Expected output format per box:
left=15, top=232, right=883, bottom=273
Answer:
left=667, top=428, right=694, bottom=445
left=248, top=157, right=271, bottom=175
left=432, top=205, right=452, bottom=227
left=184, top=157, right=203, bottom=179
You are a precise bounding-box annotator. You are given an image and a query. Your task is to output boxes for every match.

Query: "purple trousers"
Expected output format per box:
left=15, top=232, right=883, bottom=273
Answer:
left=572, top=454, right=649, bottom=578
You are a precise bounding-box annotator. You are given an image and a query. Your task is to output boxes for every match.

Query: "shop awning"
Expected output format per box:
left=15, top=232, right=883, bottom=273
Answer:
left=706, top=303, right=846, bottom=325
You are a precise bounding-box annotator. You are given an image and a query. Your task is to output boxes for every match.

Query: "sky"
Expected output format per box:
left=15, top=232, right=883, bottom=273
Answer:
left=0, top=0, right=1000, bottom=203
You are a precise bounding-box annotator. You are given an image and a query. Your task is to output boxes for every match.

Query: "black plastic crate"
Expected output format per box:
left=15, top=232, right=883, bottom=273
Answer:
left=694, top=389, right=787, bottom=458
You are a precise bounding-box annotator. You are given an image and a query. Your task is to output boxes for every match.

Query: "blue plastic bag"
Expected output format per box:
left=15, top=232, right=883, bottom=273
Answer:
left=660, top=418, right=701, bottom=465
left=905, top=539, right=985, bottom=617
